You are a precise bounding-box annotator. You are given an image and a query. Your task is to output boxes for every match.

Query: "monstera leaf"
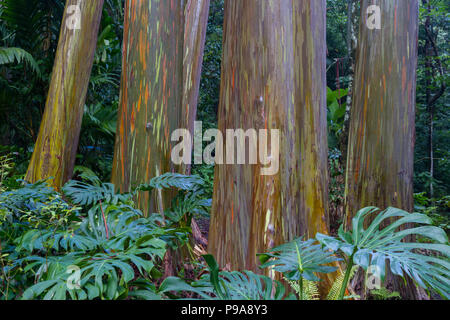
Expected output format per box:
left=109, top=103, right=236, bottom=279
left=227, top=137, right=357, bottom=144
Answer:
left=316, top=207, right=450, bottom=299
left=258, top=238, right=340, bottom=282
left=202, top=255, right=290, bottom=300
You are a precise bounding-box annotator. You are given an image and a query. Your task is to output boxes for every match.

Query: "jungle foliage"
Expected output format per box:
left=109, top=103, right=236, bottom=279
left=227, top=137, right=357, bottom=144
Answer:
left=0, top=0, right=448, bottom=300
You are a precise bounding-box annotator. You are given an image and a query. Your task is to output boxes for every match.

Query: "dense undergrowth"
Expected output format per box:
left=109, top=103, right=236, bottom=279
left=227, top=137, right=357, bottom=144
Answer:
left=0, top=161, right=449, bottom=300
left=0, top=0, right=448, bottom=302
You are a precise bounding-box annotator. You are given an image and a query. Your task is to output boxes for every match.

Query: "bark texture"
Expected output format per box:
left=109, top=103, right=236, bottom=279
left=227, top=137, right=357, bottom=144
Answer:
left=182, top=0, right=211, bottom=174
left=183, top=0, right=210, bottom=138
left=25, top=0, right=104, bottom=189
left=208, top=0, right=330, bottom=279
left=344, top=0, right=420, bottom=299
left=112, top=0, right=209, bottom=215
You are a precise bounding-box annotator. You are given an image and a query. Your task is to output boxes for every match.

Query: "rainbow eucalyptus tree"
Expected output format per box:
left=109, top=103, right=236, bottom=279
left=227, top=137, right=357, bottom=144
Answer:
left=25, top=0, right=104, bottom=189
left=111, top=0, right=210, bottom=215
left=208, top=0, right=331, bottom=287
left=182, top=0, right=211, bottom=174
left=344, top=0, right=420, bottom=299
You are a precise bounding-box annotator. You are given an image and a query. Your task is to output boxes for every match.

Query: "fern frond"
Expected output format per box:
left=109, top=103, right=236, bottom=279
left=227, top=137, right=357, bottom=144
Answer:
left=136, top=173, right=205, bottom=193
left=89, top=70, right=120, bottom=90
left=286, top=278, right=320, bottom=300
left=1, top=0, right=65, bottom=53
left=370, top=288, right=401, bottom=300
left=202, top=255, right=288, bottom=300
left=62, top=180, right=132, bottom=206
left=326, top=265, right=358, bottom=300
left=73, top=166, right=102, bottom=185
left=0, top=47, right=41, bottom=76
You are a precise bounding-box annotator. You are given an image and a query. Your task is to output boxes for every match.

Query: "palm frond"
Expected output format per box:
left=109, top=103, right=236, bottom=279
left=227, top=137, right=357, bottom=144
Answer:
left=62, top=180, right=132, bottom=206
left=89, top=70, right=120, bottom=90
left=1, top=0, right=65, bottom=52
left=0, top=47, right=41, bottom=76
left=73, top=166, right=103, bottom=185
left=137, top=173, right=205, bottom=192
left=83, top=103, right=117, bottom=137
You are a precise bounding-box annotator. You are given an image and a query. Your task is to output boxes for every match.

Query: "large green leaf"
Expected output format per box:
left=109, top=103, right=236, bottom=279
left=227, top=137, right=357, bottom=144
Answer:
left=62, top=180, right=132, bottom=206
left=202, top=254, right=290, bottom=300
left=317, top=207, right=450, bottom=299
left=259, top=238, right=340, bottom=282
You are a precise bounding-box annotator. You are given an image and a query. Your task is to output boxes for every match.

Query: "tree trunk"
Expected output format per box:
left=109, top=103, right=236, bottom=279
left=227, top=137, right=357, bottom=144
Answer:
left=25, top=0, right=104, bottom=189
left=208, top=0, right=331, bottom=286
left=344, top=0, right=420, bottom=299
left=182, top=0, right=211, bottom=258
left=340, top=0, right=359, bottom=165
left=182, top=0, right=211, bottom=175
left=422, top=0, right=446, bottom=201
left=112, top=0, right=209, bottom=215
left=425, top=23, right=434, bottom=199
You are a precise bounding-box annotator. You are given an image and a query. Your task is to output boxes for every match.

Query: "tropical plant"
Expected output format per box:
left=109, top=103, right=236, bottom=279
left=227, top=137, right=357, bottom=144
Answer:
left=285, top=278, right=321, bottom=301
left=370, top=288, right=401, bottom=300
left=195, top=255, right=291, bottom=300
left=325, top=266, right=359, bottom=300
left=316, top=207, right=450, bottom=300
left=327, top=87, right=348, bottom=149
left=152, top=207, right=450, bottom=302
left=0, top=172, right=211, bottom=300
left=0, top=1, right=65, bottom=149
left=62, top=179, right=132, bottom=207
left=19, top=233, right=168, bottom=300
left=414, top=192, right=450, bottom=230
left=0, top=154, right=14, bottom=192
left=63, top=172, right=208, bottom=210
left=0, top=47, right=41, bottom=76
left=286, top=266, right=359, bottom=300
left=258, top=238, right=339, bottom=300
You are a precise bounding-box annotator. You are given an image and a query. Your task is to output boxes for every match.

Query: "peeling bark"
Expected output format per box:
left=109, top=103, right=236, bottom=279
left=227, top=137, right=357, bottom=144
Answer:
left=25, top=0, right=104, bottom=189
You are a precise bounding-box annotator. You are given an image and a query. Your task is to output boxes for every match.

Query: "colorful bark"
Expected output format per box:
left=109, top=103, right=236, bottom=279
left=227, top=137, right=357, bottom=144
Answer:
left=182, top=0, right=210, bottom=165
left=112, top=0, right=209, bottom=215
left=344, top=0, right=420, bottom=298
left=208, top=0, right=330, bottom=279
left=25, top=0, right=104, bottom=189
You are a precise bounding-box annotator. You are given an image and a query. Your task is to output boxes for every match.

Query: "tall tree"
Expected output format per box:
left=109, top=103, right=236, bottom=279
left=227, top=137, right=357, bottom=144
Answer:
left=25, top=0, right=104, bottom=189
left=111, top=0, right=210, bottom=215
left=344, top=0, right=420, bottom=298
left=340, top=0, right=360, bottom=164
left=182, top=0, right=211, bottom=175
left=422, top=0, right=446, bottom=200
left=208, top=0, right=331, bottom=285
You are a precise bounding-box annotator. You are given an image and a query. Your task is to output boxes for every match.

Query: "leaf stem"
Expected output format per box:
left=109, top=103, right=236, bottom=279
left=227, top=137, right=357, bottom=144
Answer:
left=299, top=277, right=304, bottom=300
left=99, top=200, right=109, bottom=239
left=339, top=250, right=356, bottom=300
